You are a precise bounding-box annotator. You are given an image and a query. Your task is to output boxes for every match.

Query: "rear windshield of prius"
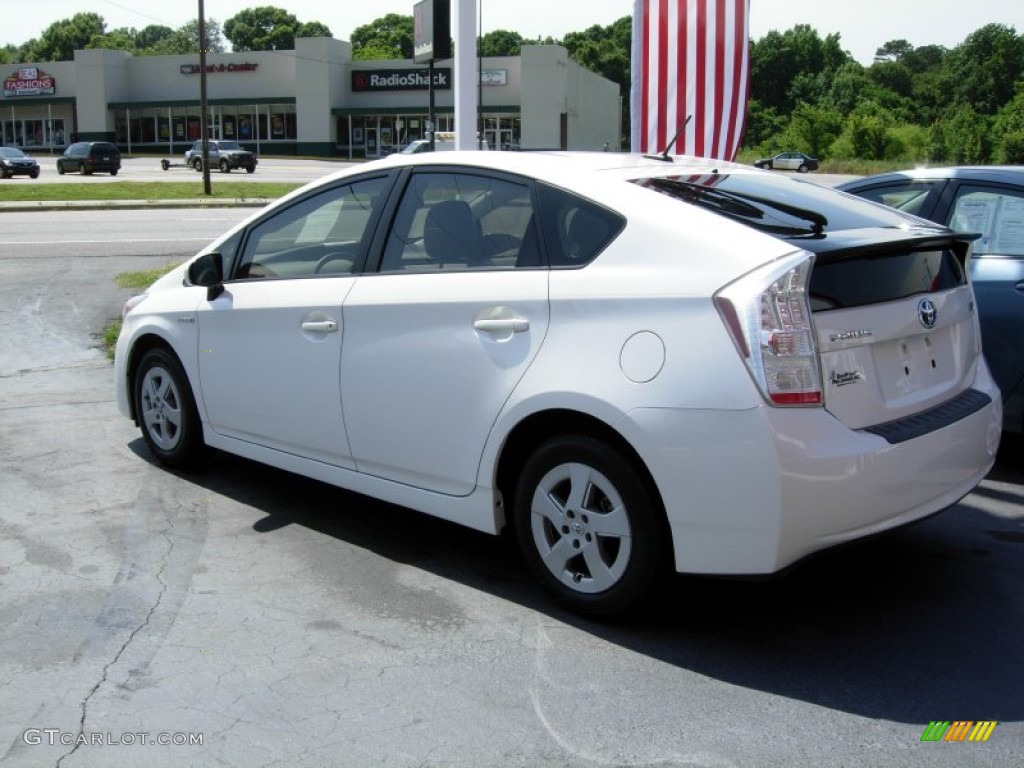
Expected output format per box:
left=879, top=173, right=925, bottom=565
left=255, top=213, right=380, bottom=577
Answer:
left=630, top=171, right=968, bottom=310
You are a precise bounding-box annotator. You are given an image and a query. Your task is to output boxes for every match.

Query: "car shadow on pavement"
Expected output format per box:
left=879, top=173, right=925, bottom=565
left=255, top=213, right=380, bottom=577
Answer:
left=126, top=434, right=1024, bottom=726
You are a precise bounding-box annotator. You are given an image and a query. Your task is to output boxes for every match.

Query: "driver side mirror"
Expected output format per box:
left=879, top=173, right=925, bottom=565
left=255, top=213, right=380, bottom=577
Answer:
left=187, top=252, right=225, bottom=301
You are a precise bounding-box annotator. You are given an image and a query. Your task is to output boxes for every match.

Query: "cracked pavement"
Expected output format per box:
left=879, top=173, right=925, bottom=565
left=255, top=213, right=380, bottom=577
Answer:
left=1, top=205, right=1022, bottom=767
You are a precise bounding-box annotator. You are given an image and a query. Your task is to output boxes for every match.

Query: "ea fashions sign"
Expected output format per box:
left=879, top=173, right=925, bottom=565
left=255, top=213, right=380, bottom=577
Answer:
left=4, top=67, right=56, bottom=97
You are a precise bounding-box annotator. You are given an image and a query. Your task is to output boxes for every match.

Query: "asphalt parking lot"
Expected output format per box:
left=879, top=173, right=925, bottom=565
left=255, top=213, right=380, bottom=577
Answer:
left=0, top=187, right=1021, bottom=767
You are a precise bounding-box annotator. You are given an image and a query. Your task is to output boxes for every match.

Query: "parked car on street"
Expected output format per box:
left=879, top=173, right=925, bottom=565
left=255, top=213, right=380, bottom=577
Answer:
left=839, top=166, right=1024, bottom=434
left=184, top=140, right=257, bottom=173
left=0, top=146, right=40, bottom=178
left=56, top=141, right=121, bottom=176
left=400, top=132, right=489, bottom=153
left=115, top=152, right=1001, bottom=615
left=753, top=151, right=819, bottom=172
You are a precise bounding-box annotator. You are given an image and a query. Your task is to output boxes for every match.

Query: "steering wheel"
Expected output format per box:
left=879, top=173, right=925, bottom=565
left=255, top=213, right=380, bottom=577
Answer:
left=314, top=252, right=352, bottom=275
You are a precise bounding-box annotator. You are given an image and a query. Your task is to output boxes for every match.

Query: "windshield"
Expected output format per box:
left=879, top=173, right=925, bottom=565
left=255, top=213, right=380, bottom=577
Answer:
left=217, top=141, right=243, bottom=150
left=0, top=147, right=26, bottom=158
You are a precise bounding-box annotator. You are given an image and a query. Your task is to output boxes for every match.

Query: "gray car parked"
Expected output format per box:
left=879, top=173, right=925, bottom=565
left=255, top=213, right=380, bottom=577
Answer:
left=839, top=166, right=1024, bottom=433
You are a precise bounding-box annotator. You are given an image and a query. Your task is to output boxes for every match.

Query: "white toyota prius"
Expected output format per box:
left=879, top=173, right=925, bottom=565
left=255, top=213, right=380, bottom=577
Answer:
left=115, top=151, right=1002, bottom=615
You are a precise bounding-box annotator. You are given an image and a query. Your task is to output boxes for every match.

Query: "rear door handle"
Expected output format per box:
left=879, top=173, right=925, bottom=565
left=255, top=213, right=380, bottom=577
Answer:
left=473, top=318, right=529, bottom=334
left=301, top=320, right=338, bottom=333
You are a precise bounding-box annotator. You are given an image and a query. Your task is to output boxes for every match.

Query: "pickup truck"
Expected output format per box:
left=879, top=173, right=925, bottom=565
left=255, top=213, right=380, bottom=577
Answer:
left=184, top=140, right=257, bottom=173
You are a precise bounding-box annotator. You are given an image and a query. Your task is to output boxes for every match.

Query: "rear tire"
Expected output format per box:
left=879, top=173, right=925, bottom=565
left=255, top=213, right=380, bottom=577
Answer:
left=219, top=158, right=230, bottom=173
left=798, top=163, right=809, bottom=173
left=133, top=348, right=206, bottom=469
left=513, top=435, right=665, bottom=616
left=110, top=169, right=118, bottom=176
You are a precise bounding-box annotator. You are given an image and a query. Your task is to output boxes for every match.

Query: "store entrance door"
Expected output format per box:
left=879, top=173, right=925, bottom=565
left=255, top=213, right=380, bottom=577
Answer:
left=365, top=128, right=379, bottom=158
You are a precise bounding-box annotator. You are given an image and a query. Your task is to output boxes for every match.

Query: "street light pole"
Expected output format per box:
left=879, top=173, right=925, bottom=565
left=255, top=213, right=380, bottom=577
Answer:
left=198, top=0, right=211, bottom=195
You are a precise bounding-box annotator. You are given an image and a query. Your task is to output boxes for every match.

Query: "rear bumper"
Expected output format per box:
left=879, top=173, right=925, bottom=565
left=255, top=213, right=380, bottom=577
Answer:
left=620, top=364, right=1002, bottom=575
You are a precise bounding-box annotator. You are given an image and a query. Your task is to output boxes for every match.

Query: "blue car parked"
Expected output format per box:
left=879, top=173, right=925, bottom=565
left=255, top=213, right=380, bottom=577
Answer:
left=839, top=167, right=1024, bottom=433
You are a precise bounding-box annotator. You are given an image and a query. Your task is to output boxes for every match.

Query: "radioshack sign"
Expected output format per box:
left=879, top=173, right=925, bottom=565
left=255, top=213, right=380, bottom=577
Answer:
left=4, top=67, right=56, bottom=97
left=351, top=68, right=451, bottom=92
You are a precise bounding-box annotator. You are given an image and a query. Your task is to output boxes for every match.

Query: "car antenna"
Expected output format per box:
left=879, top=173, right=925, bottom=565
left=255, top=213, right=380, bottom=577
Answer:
left=643, top=115, right=692, bottom=162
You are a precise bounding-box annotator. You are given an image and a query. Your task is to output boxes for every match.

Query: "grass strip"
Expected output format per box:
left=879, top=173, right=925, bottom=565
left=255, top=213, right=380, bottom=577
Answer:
left=0, top=181, right=301, bottom=202
left=104, top=262, right=182, bottom=358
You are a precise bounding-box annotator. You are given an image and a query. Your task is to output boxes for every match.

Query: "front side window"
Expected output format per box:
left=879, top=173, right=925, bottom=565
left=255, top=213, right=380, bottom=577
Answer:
left=380, top=172, right=540, bottom=272
left=950, top=185, right=1024, bottom=256
left=234, top=176, right=390, bottom=279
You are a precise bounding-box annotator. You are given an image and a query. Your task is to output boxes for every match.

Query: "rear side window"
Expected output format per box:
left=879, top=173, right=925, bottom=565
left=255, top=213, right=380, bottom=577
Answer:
left=536, top=183, right=625, bottom=267
left=949, top=185, right=1024, bottom=256
left=379, top=171, right=539, bottom=272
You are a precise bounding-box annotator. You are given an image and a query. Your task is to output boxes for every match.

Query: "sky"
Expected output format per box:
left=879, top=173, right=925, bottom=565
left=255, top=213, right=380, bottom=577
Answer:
left=3, top=0, right=1024, bottom=65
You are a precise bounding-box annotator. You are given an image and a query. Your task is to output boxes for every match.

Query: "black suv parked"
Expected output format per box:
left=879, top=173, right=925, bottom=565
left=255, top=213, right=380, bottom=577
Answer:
left=183, top=140, right=257, bottom=173
left=56, top=142, right=122, bottom=176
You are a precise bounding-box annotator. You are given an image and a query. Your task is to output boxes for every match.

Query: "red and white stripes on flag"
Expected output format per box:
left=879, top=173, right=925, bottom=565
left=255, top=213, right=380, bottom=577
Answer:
left=631, top=0, right=751, bottom=160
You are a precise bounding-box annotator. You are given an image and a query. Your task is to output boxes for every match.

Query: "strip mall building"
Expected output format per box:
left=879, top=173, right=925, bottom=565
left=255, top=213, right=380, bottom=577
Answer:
left=1, top=39, right=621, bottom=157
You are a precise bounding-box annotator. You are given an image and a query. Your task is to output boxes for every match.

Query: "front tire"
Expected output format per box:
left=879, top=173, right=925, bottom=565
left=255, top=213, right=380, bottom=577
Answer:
left=245, top=164, right=256, bottom=174
left=193, top=158, right=203, bottom=172
left=219, top=158, right=230, bottom=173
left=133, top=348, right=205, bottom=468
left=513, top=435, right=665, bottom=616
left=797, top=163, right=809, bottom=173
left=57, top=163, right=65, bottom=175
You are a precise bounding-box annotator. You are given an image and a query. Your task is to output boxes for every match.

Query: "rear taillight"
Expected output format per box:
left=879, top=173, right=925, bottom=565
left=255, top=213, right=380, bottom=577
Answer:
left=714, top=251, right=822, bottom=407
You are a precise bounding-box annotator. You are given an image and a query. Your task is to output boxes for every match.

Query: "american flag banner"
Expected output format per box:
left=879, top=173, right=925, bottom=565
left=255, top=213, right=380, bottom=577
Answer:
left=631, top=0, right=751, bottom=160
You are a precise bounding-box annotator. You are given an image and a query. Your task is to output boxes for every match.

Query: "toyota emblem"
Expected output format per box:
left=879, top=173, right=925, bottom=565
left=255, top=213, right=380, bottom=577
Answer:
left=918, top=298, right=938, bottom=329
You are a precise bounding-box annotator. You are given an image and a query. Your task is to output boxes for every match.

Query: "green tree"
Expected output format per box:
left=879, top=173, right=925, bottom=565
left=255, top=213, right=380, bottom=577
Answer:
left=750, top=25, right=852, bottom=115
left=874, top=39, right=914, bottom=63
left=480, top=30, right=525, bottom=57
left=89, top=27, right=138, bottom=52
left=136, top=25, right=175, bottom=51
left=993, top=83, right=1024, bottom=162
left=29, top=12, right=106, bottom=61
left=777, top=104, right=842, bottom=159
left=145, top=19, right=224, bottom=55
left=943, top=24, right=1024, bottom=115
left=351, top=14, right=414, bottom=60
left=933, top=105, right=993, bottom=163
left=223, top=6, right=331, bottom=52
left=297, top=21, right=332, bottom=39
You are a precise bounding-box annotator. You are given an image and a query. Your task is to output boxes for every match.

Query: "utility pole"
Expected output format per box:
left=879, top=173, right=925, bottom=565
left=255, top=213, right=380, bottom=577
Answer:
left=198, top=0, right=211, bottom=195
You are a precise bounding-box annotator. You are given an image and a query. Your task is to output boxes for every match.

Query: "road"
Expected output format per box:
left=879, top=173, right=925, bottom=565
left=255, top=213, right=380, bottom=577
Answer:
left=18, top=155, right=358, bottom=186
left=0, top=205, right=1021, bottom=767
